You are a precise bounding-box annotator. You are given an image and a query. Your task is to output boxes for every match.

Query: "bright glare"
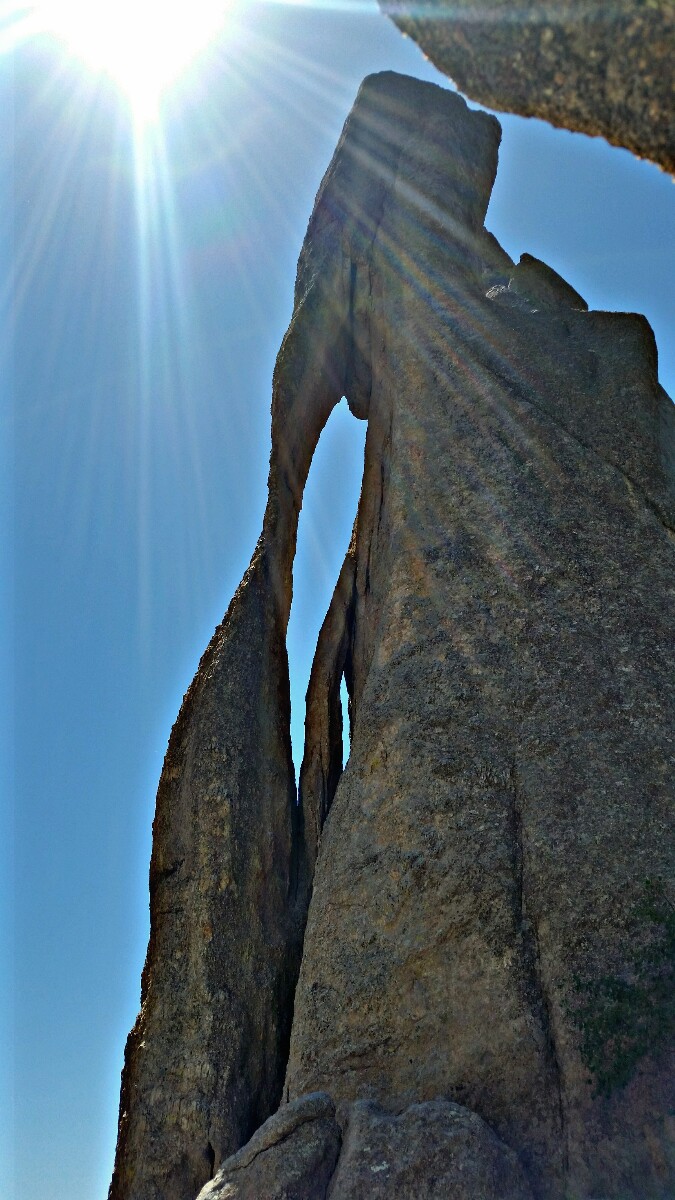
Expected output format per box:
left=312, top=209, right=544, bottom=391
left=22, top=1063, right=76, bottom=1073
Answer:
left=30, top=0, right=230, bottom=122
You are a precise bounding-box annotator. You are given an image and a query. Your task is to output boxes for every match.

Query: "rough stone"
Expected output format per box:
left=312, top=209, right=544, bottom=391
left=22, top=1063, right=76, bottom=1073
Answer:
left=107, top=545, right=305, bottom=1200
left=108, top=94, right=362, bottom=1194
left=195, top=1093, right=533, bottom=1199
left=194, top=1093, right=341, bottom=1200
left=112, top=71, right=675, bottom=1200
left=486, top=253, right=589, bottom=314
left=284, top=72, right=675, bottom=1200
left=380, top=0, right=675, bottom=174
left=329, top=1097, right=534, bottom=1199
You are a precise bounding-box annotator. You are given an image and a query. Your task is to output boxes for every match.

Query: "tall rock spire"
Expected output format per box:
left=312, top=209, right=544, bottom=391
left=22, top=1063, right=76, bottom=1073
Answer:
left=112, top=73, right=675, bottom=1200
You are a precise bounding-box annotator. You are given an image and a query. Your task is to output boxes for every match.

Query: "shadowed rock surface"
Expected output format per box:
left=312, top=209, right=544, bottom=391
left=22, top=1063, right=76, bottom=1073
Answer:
left=108, top=545, right=304, bottom=1200
left=196, top=1092, right=534, bottom=1199
left=108, top=114, right=360, bottom=1195
left=328, top=1097, right=534, bottom=1199
left=379, top=0, right=675, bottom=174
left=111, top=72, right=675, bottom=1200
left=194, top=1093, right=341, bottom=1200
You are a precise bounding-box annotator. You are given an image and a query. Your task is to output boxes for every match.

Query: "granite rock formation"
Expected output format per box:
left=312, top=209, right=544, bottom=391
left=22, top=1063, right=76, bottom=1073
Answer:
left=193, top=1093, right=342, bottom=1200
left=111, top=72, right=675, bottom=1200
left=379, top=0, right=675, bottom=174
left=196, top=1093, right=534, bottom=1200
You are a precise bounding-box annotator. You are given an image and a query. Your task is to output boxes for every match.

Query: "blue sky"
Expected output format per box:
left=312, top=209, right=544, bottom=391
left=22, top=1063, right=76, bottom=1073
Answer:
left=4, top=3, right=674, bottom=1198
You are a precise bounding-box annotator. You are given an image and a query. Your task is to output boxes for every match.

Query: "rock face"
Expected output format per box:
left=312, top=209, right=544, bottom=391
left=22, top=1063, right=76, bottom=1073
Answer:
left=109, top=545, right=305, bottom=1200
left=328, top=1098, right=534, bottom=1199
left=379, top=0, right=675, bottom=174
left=196, top=1093, right=534, bottom=1200
left=109, top=110, right=360, bottom=1193
left=111, top=72, right=675, bottom=1200
left=194, top=1093, right=341, bottom=1200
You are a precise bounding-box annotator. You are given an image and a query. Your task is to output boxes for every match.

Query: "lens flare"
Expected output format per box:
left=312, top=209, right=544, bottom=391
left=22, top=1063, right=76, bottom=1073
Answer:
left=17, top=0, right=231, bottom=122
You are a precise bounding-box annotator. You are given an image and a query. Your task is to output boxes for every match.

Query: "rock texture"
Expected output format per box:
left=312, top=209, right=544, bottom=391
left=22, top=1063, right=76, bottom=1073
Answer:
left=109, top=123, right=358, bottom=1195
left=283, top=73, right=675, bottom=1199
left=196, top=1093, right=534, bottom=1200
left=380, top=0, right=675, bottom=174
left=111, top=72, right=675, bottom=1200
left=328, top=1097, right=534, bottom=1199
left=109, top=544, right=305, bottom=1200
left=194, top=1093, right=341, bottom=1200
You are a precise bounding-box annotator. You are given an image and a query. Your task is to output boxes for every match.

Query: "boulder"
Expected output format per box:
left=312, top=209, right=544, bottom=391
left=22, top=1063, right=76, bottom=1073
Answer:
left=194, top=1093, right=341, bottom=1200
left=329, top=1098, right=533, bottom=1199
left=196, top=1093, right=533, bottom=1200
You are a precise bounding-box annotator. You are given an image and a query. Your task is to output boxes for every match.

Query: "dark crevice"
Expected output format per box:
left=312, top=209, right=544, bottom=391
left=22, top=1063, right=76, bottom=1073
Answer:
left=509, top=761, right=569, bottom=1182
left=297, top=551, right=358, bottom=888
left=288, top=757, right=304, bottom=906
left=343, top=626, right=356, bottom=747
left=149, top=857, right=185, bottom=894
left=378, top=454, right=386, bottom=531
left=532, top=922, right=569, bottom=1180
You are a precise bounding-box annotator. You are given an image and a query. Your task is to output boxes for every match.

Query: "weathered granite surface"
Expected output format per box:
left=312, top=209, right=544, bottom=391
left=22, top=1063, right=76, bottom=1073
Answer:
left=194, top=1093, right=341, bottom=1200
left=328, top=1097, right=534, bottom=1199
left=380, top=0, right=675, bottom=174
left=109, top=543, right=303, bottom=1200
left=112, top=72, right=675, bottom=1200
left=284, top=73, right=675, bottom=1199
left=196, top=1092, right=534, bottom=1199
left=109, top=120, right=358, bottom=1195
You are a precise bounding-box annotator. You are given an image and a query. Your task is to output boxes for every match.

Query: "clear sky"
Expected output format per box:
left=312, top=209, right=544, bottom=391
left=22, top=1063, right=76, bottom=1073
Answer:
left=4, top=3, right=674, bottom=1198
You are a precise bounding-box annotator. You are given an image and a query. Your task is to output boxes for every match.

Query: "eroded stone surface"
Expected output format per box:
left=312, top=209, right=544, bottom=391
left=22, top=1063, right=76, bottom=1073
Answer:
left=380, top=1, right=675, bottom=174
left=112, top=72, right=675, bottom=1200
left=329, top=1098, right=534, bottom=1199
left=194, top=1093, right=341, bottom=1200
left=284, top=72, right=675, bottom=1200
left=109, top=547, right=304, bottom=1200
left=109, top=127, right=359, bottom=1196
left=194, top=1093, right=533, bottom=1200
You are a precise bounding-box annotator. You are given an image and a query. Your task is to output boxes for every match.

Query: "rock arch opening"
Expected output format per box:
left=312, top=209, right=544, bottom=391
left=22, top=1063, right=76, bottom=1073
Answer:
left=286, top=396, right=365, bottom=783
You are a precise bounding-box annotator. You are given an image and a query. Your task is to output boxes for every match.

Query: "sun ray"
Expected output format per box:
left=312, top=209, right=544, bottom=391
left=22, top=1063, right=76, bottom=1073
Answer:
left=3, top=1, right=235, bottom=125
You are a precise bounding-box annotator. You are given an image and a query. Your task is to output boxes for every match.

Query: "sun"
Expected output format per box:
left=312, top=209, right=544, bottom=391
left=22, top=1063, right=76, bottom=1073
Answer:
left=24, top=0, right=232, bottom=123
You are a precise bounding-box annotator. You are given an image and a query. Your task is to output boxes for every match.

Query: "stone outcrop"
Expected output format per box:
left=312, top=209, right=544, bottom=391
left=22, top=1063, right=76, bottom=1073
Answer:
left=196, top=1093, right=534, bottom=1199
left=109, top=542, right=305, bottom=1200
left=109, top=107, right=362, bottom=1194
left=194, top=1093, right=341, bottom=1200
left=380, top=0, right=675, bottom=174
left=111, top=72, right=675, bottom=1200
left=329, top=1097, right=534, bottom=1199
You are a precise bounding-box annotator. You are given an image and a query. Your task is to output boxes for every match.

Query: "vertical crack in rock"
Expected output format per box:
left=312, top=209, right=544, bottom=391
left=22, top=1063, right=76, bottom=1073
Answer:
left=295, top=541, right=358, bottom=903
left=509, top=761, right=568, bottom=1186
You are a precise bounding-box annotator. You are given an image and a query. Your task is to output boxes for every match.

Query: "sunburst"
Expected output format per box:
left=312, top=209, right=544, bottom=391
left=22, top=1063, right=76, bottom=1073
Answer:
left=5, top=0, right=235, bottom=123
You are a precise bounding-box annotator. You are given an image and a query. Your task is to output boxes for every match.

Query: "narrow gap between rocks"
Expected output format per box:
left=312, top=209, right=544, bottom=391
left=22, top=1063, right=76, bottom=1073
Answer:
left=286, top=397, right=365, bottom=783
left=339, top=674, right=351, bottom=765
